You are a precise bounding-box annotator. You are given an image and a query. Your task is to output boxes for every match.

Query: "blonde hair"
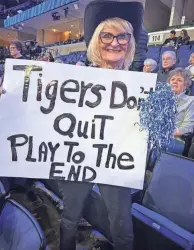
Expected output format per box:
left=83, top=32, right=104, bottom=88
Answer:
left=87, top=17, right=136, bottom=70
left=189, top=52, right=194, bottom=64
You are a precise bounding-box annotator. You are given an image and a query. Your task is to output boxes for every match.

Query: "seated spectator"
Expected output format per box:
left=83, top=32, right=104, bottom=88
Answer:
left=46, top=51, right=54, bottom=62
left=163, top=30, right=177, bottom=47
left=9, top=40, right=26, bottom=59
left=53, top=48, right=61, bottom=59
left=168, top=68, right=194, bottom=136
left=143, top=58, right=157, bottom=73
left=186, top=53, right=194, bottom=79
left=176, top=29, right=190, bottom=47
left=157, top=51, right=176, bottom=83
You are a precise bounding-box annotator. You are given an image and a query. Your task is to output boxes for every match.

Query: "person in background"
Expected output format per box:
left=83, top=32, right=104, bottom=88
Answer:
left=185, top=53, right=194, bottom=95
left=54, top=48, right=61, bottom=59
left=130, top=25, right=148, bottom=71
left=186, top=53, right=194, bottom=79
left=157, top=51, right=176, bottom=83
left=163, top=30, right=177, bottom=47
left=176, top=29, right=190, bottom=47
left=57, top=1, right=143, bottom=250
left=9, top=40, right=26, bottom=59
left=47, top=51, right=55, bottom=62
left=168, top=68, right=194, bottom=136
left=143, top=58, right=157, bottom=73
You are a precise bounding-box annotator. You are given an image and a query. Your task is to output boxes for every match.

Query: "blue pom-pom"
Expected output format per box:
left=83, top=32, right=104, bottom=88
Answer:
left=139, top=83, right=177, bottom=149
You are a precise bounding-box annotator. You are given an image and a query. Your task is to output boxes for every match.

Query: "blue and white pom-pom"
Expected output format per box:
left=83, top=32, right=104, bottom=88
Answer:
left=139, top=83, right=177, bottom=149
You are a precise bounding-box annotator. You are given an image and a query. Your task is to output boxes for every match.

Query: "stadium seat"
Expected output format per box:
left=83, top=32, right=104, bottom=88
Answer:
left=57, top=51, right=87, bottom=65
left=190, top=45, right=194, bottom=54
left=146, top=46, right=161, bottom=63
left=0, top=199, right=47, bottom=250
left=142, top=153, right=194, bottom=232
left=132, top=153, right=194, bottom=250
left=177, top=45, right=191, bottom=68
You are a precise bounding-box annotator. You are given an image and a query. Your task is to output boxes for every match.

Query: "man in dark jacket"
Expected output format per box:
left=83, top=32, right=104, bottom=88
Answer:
left=163, top=30, right=177, bottom=47
left=157, top=51, right=176, bottom=83
left=130, top=25, right=148, bottom=71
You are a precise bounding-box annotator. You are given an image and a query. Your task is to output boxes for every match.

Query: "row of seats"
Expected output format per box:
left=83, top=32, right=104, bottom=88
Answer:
left=147, top=45, right=194, bottom=68
left=56, top=51, right=87, bottom=65
left=56, top=44, right=194, bottom=69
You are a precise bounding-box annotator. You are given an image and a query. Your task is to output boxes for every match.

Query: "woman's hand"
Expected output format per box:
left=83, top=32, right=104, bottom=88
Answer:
left=174, top=128, right=181, bottom=136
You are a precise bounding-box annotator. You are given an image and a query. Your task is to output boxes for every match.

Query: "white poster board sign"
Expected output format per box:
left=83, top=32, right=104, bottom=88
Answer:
left=0, top=59, right=157, bottom=189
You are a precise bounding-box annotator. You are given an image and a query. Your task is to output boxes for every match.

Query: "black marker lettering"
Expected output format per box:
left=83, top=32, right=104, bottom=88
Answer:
left=54, top=113, right=76, bottom=138
left=40, top=80, right=58, bottom=114
left=93, top=144, right=108, bottom=167
left=60, top=79, right=79, bottom=104
left=78, top=81, right=93, bottom=107
left=105, top=144, right=116, bottom=169
left=127, top=96, right=137, bottom=109
left=36, top=74, right=42, bottom=101
left=72, top=151, right=85, bottom=164
left=13, top=65, right=42, bottom=102
left=82, top=166, right=96, bottom=182
left=117, top=153, right=135, bottom=170
left=48, top=142, right=60, bottom=162
left=7, top=134, right=28, bottom=161
left=91, top=119, right=95, bottom=139
left=67, top=165, right=81, bottom=181
left=86, top=85, right=106, bottom=108
left=64, top=141, right=79, bottom=162
left=49, top=162, right=65, bottom=180
left=110, top=81, right=127, bottom=109
left=94, top=115, right=114, bottom=140
left=38, top=142, right=48, bottom=162
left=26, top=136, right=36, bottom=162
left=77, top=120, right=88, bottom=139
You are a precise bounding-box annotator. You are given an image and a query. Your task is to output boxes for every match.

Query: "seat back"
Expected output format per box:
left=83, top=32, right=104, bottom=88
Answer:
left=146, top=46, right=161, bottom=63
left=142, top=153, right=194, bottom=233
left=0, top=199, right=46, bottom=250
left=177, top=45, right=191, bottom=68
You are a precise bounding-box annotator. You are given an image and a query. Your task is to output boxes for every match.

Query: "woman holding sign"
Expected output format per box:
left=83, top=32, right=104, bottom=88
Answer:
left=57, top=1, right=143, bottom=250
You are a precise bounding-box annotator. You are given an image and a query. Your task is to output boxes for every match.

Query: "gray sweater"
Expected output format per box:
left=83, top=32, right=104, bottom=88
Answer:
left=176, top=93, right=194, bottom=134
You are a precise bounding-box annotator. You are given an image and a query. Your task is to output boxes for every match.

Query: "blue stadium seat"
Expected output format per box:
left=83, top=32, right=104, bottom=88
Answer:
left=57, top=51, right=87, bottom=65
left=160, top=46, right=175, bottom=55
left=132, top=153, right=194, bottom=250
left=190, top=45, right=194, bottom=54
left=0, top=199, right=47, bottom=250
left=177, top=45, right=191, bottom=68
left=146, top=46, right=161, bottom=63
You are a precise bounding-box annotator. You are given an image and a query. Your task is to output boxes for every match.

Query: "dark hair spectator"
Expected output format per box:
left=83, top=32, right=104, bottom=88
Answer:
left=46, top=51, right=54, bottom=62
left=171, top=30, right=176, bottom=36
left=176, top=29, right=190, bottom=47
left=9, top=40, right=26, bottom=59
left=163, top=30, right=177, bottom=46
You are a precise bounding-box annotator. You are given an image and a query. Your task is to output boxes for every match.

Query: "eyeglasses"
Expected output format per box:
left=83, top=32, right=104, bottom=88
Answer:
left=99, top=32, right=131, bottom=45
